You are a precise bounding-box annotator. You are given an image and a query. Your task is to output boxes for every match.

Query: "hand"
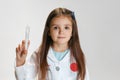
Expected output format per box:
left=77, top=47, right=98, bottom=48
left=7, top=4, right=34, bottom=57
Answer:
left=16, top=40, right=30, bottom=67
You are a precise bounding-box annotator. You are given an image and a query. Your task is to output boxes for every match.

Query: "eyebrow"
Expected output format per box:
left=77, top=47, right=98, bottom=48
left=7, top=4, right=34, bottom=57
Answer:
left=65, top=24, right=72, bottom=26
left=50, top=24, right=72, bottom=26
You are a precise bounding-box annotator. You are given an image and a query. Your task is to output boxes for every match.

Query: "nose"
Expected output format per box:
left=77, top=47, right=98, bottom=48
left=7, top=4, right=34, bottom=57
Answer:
left=59, top=28, right=64, bottom=34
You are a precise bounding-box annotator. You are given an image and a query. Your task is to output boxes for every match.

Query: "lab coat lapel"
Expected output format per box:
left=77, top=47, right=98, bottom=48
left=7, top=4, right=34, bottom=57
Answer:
left=47, top=47, right=71, bottom=63
left=47, top=47, right=58, bottom=63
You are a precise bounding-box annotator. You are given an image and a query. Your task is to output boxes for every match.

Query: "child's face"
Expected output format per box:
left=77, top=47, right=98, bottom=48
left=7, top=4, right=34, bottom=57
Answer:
left=49, top=16, right=72, bottom=46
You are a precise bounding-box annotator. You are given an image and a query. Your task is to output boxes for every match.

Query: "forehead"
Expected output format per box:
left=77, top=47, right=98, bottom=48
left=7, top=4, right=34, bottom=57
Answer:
left=50, top=15, right=72, bottom=25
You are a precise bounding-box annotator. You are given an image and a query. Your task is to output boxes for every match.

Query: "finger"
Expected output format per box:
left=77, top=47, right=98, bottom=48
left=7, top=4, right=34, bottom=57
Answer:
left=16, top=47, right=18, bottom=53
left=20, top=44, right=24, bottom=52
left=22, top=40, right=25, bottom=45
left=16, top=44, right=23, bottom=55
left=18, top=44, right=20, bottom=51
left=21, top=49, right=27, bottom=54
left=16, top=47, right=21, bottom=59
left=18, top=44, right=22, bottom=52
left=16, top=47, right=21, bottom=54
left=22, top=40, right=25, bottom=50
left=22, top=50, right=27, bottom=60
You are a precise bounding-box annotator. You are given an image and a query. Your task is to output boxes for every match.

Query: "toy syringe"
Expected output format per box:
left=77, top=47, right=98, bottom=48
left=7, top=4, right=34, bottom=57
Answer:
left=25, top=25, right=30, bottom=49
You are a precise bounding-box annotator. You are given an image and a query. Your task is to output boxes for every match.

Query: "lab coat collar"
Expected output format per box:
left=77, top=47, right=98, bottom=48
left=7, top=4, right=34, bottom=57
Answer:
left=47, top=47, right=70, bottom=63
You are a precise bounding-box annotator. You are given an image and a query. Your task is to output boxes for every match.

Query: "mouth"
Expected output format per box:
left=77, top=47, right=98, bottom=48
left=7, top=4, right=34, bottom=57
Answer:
left=57, top=37, right=65, bottom=38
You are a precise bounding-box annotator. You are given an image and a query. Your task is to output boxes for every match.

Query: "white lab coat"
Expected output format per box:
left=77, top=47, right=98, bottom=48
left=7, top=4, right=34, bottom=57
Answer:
left=15, top=47, right=90, bottom=80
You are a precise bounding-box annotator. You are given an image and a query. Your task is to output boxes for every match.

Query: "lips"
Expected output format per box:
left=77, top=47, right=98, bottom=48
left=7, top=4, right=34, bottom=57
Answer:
left=57, top=37, right=65, bottom=38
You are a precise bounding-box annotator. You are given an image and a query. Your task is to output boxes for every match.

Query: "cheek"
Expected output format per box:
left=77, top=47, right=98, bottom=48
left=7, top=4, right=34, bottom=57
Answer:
left=67, top=31, right=72, bottom=36
left=50, top=31, right=57, bottom=36
left=50, top=32, right=57, bottom=40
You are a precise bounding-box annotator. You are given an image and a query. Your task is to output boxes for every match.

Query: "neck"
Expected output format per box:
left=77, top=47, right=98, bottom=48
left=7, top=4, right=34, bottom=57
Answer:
left=52, top=43, right=68, bottom=52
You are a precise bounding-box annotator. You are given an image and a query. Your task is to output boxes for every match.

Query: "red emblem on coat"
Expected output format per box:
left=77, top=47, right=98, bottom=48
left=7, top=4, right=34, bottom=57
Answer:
left=70, top=63, right=78, bottom=72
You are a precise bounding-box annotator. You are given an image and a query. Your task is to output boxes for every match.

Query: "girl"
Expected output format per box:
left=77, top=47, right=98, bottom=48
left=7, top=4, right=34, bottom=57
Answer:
left=15, top=7, right=89, bottom=80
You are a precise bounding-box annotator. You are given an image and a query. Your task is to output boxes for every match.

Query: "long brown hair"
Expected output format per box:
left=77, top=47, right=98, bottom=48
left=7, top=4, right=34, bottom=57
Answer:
left=38, top=7, right=86, bottom=80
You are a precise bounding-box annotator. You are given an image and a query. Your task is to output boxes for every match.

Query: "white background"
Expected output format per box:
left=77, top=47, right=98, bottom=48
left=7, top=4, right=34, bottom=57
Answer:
left=0, top=0, right=120, bottom=80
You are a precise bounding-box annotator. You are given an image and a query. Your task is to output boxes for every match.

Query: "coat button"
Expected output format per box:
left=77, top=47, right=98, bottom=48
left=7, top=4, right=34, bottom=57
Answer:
left=55, top=66, right=60, bottom=71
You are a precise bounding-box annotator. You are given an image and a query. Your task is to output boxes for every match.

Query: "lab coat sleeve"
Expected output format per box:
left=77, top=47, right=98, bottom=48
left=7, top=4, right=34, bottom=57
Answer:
left=15, top=51, right=39, bottom=80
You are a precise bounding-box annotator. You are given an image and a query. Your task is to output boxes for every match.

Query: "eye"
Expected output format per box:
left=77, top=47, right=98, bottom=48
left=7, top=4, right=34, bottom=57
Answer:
left=65, top=26, right=70, bottom=30
left=53, top=26, right=58, bottom=30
